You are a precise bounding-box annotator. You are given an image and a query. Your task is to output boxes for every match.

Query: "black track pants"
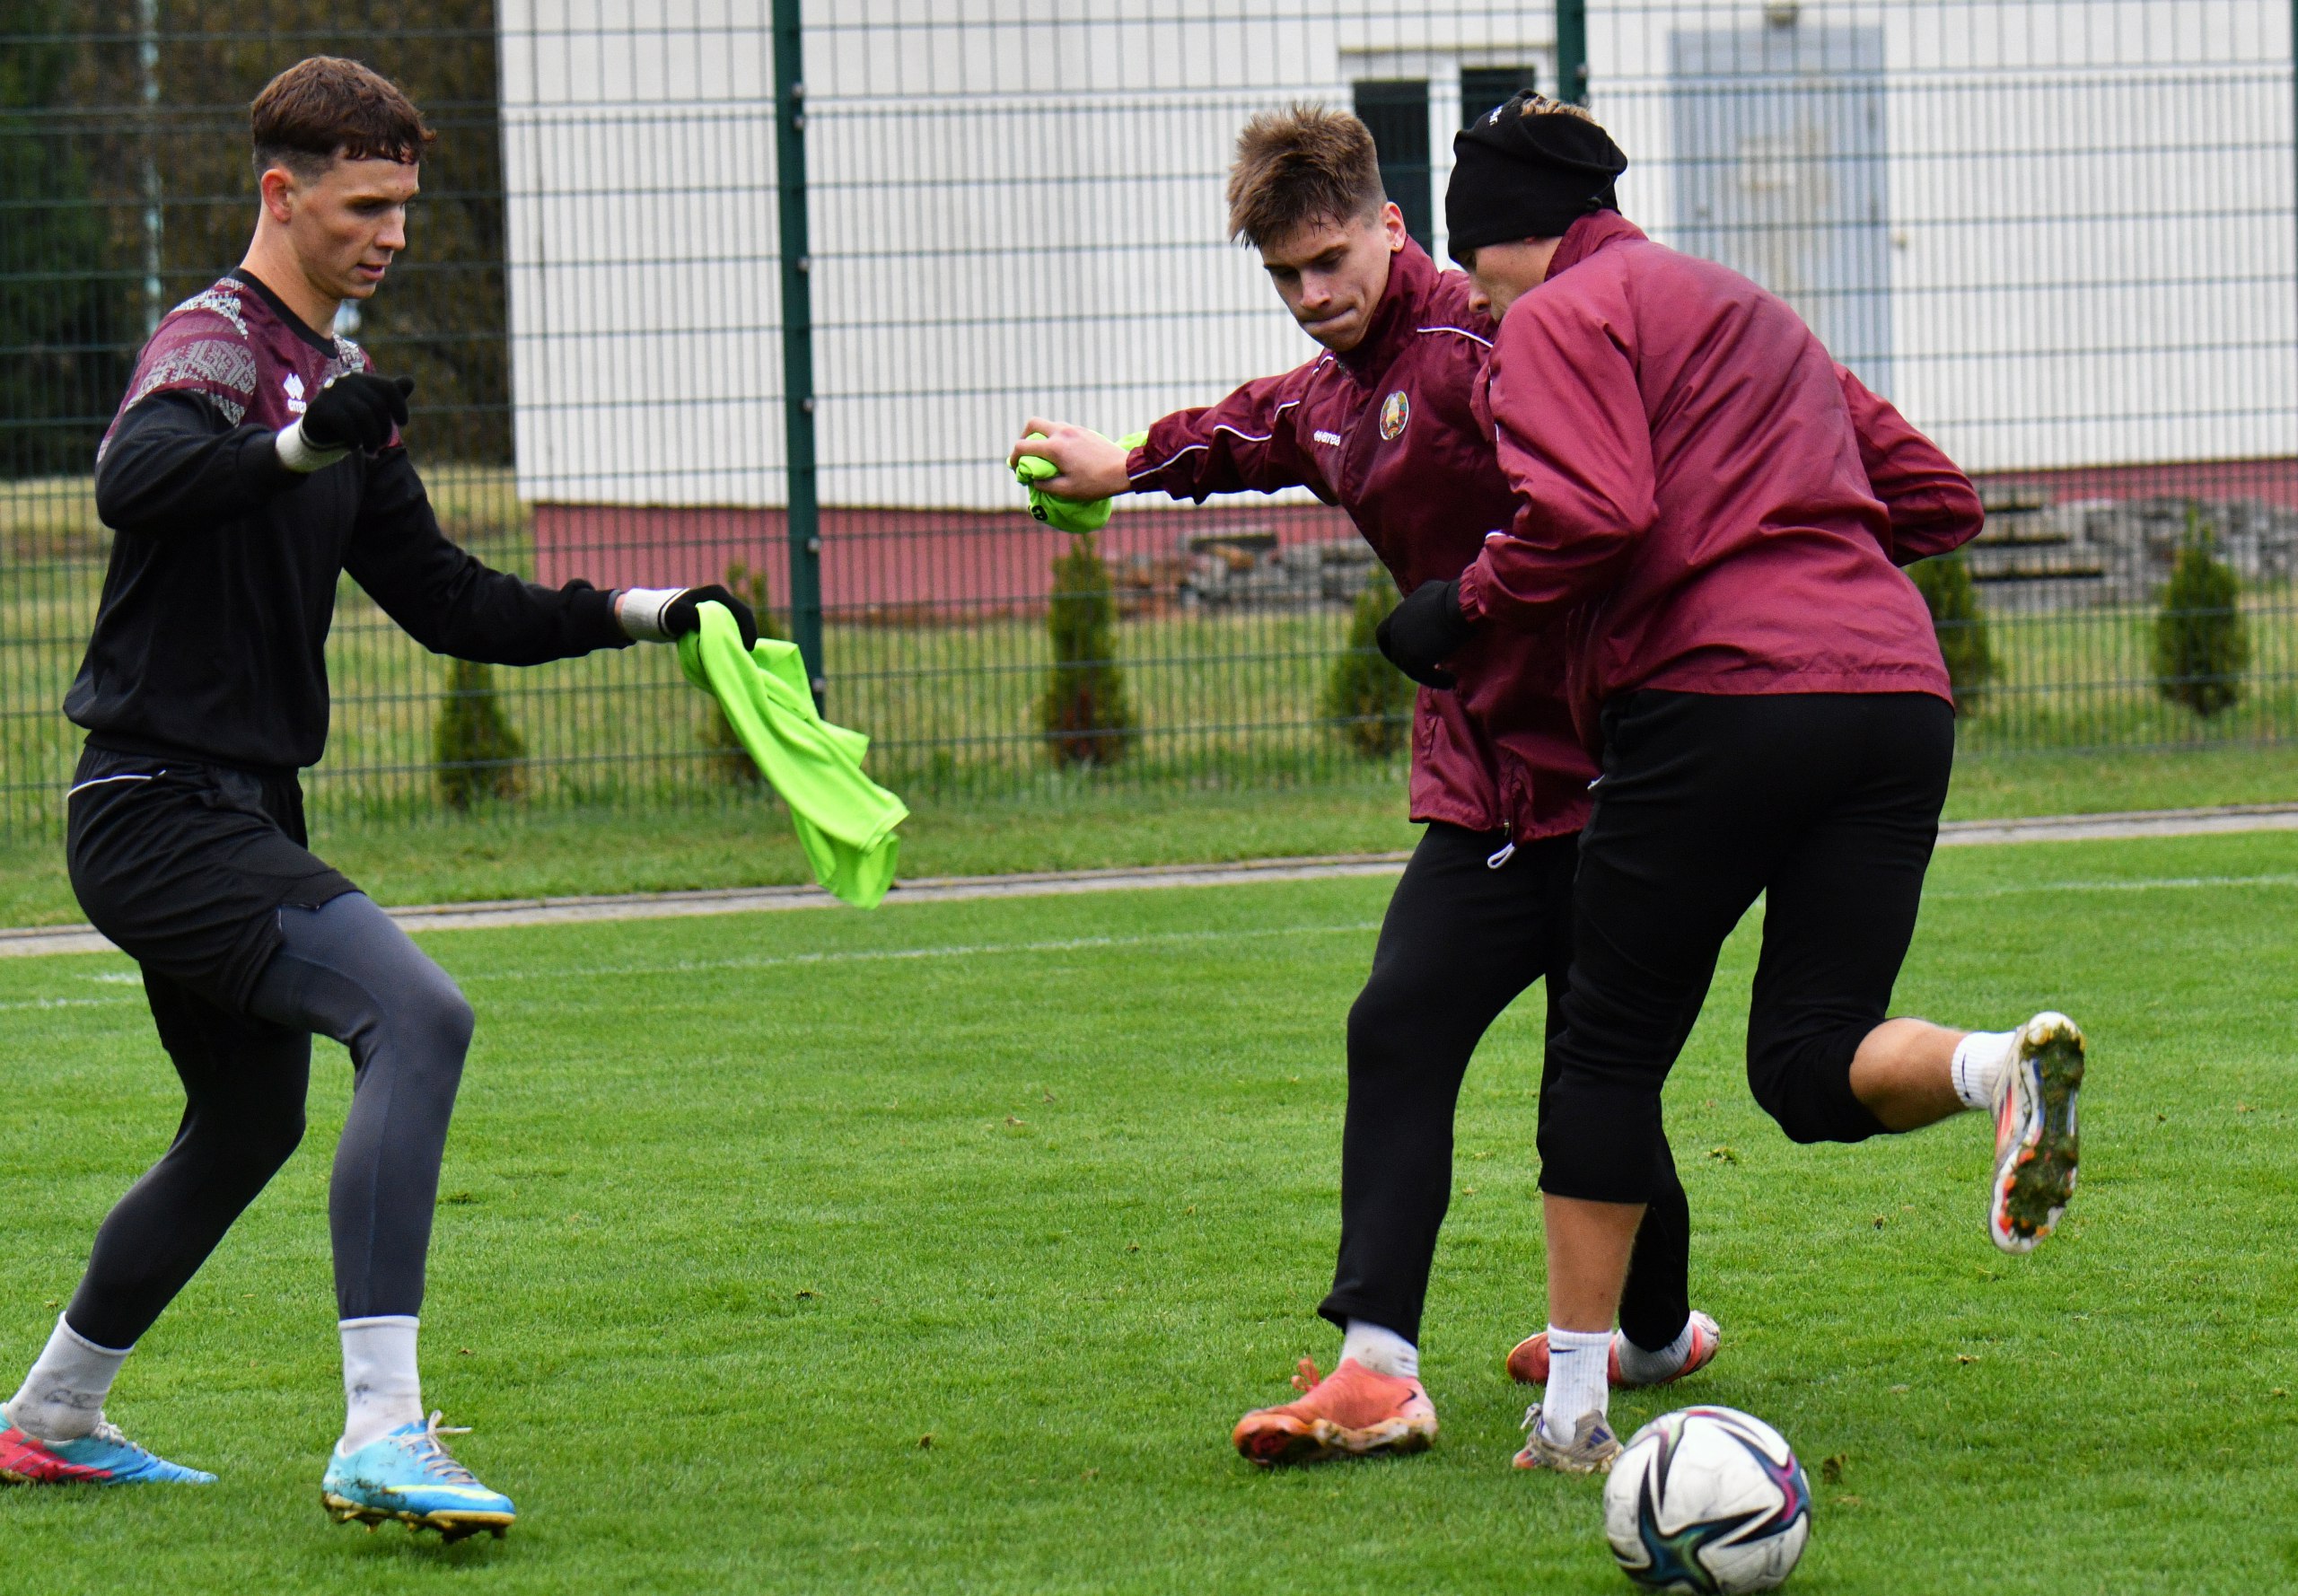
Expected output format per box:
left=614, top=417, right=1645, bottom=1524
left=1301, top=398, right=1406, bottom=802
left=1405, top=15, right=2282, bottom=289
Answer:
left=67, top=892, right=472, bottom=1347
left=1318, top=824, right=1692, bottom=1351
left=1538, top=690, right=1955, bottom=1206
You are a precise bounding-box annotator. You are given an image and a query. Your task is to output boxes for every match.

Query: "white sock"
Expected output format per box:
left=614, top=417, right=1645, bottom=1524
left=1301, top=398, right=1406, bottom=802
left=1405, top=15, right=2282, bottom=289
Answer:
left=1338, top=1319, right=1419, bottom=1380
left=1952, top=1029, right=2019, bottom=1111
left=5, top=1314, right=130, bottom=1442
left=1539, top=1326, right=1613, bottom=1445
left=1614, top=1320, right=1695, bottom=1386
left=338, top=1315, right=424, bottom=1454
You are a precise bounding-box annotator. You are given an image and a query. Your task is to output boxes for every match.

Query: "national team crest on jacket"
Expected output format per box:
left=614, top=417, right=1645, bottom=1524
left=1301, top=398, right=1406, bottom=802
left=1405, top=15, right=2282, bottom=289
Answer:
left=1380, top=390, right=1410, bottom=441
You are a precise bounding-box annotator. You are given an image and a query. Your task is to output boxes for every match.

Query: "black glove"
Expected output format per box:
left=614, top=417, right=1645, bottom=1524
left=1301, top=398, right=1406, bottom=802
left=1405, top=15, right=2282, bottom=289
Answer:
left=617, top=584, right=761, bottom=650
left=1375, top=579, right=1473, bottom=689
left=666, top=584, right=760, bottom=650
left=301, top=373, right=413, bottom=452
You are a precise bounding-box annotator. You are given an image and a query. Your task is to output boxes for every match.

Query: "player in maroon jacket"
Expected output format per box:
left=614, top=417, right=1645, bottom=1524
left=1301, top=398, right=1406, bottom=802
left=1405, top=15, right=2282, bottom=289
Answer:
left=1395, top=93, right=2088, bottom=1472
left=1012, top=107, right=1717, bottom=1468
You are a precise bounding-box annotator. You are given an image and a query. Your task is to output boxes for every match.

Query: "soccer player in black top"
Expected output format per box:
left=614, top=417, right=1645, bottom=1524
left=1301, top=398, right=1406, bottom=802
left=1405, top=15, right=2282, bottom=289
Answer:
left=0, top=59, right=753, bottom=1536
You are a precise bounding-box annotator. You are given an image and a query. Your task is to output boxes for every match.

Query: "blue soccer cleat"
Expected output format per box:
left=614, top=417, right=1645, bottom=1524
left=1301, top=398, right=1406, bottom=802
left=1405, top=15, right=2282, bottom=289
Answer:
left=320, top=1411, right=514, bottom=1542
left=0, top=1410, right=215, bottom=1485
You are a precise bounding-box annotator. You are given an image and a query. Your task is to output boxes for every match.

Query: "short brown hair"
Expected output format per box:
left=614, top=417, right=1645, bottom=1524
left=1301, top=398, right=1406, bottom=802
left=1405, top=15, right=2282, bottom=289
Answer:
left=1225, top=104, right=1386, bottom=249
left=251, top=57, right=434, bottom=180
left=1513, top=92, right=1601, bottom=127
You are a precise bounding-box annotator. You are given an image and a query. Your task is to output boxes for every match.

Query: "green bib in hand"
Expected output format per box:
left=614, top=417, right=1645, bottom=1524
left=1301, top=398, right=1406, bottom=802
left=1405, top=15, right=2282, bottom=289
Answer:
left=1013, top=430, right=1149, bottom=535
left=677, top=603, right=908, bottom=908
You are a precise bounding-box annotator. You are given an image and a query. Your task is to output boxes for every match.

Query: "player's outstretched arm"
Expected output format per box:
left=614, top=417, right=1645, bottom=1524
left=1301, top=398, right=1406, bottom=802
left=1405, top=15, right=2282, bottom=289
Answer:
left=345, top=449, right=631, bottom=664
left=1027, top=364, right=1327, bottom=511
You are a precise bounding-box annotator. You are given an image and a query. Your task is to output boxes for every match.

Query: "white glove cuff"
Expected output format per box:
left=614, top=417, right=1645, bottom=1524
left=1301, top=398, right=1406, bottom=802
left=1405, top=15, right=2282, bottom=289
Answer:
left=614, top=586, right=685, bottom=643
left=274, top=419, right=348, bottom=474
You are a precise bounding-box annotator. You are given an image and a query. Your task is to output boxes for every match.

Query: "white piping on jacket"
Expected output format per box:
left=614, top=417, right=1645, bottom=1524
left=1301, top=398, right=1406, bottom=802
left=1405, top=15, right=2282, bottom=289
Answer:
left=1416, top=324, right=1494, bottom=347
left=1130, top=399, right=1305, bottom=479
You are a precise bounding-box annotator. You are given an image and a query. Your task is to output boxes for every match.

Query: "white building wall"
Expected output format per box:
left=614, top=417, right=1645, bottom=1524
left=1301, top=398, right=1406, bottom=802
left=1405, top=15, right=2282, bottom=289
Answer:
left=502, top=0, right=2297, bottom=506
left=1594, top=0, right=2297, bottom=475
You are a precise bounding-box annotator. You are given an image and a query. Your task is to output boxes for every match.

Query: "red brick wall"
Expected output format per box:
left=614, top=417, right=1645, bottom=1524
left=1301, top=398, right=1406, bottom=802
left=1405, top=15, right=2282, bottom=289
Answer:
left=1973, top=457, right=2298, bottom=510
left=533, top=457, right=2298, bottom=616
left=534, top=500, right=1359, bottom=618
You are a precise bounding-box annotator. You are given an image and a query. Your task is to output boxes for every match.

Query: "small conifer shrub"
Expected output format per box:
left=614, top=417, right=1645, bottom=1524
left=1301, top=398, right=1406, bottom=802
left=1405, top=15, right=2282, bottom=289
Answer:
left=1039, top=533, right=1136, bottom=767
left=2153, top=510, right=2249, bottom=720
left=1321, top=564, right=1412, bottom=758
left=434, top=657, right=527, bottom=809
left=1907, top=550, right=1995, bottom=715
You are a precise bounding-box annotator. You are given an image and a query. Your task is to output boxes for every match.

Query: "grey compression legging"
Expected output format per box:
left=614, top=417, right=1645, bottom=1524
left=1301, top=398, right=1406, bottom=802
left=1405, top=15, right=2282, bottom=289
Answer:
left=66, top=892, right=471, bottom=1346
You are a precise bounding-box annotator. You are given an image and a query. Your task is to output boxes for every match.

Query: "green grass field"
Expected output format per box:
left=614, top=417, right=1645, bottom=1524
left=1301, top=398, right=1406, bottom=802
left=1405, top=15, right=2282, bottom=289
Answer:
left=0, top=745, right=2294, bottom=930
left=1, top=829, right=2294, bottom=1592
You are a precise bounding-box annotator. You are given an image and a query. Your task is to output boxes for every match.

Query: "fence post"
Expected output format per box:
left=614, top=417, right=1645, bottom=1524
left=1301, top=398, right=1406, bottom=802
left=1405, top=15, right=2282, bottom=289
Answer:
left=1557, top=0, right=1589, bottom=104
left=137, top=0, right=163, bottom=332
left=771, top=0, right=826, bottom=706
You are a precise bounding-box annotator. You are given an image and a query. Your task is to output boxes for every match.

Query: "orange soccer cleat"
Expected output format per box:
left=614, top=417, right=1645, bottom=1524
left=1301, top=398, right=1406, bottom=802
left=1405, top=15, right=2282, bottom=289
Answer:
left=1232, top=1356, right=1438, bottom=1468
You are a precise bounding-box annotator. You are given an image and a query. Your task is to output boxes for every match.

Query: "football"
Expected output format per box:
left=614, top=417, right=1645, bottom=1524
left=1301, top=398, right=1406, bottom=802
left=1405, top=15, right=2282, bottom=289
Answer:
left=1601, top=1406, right=1812, bottom=1594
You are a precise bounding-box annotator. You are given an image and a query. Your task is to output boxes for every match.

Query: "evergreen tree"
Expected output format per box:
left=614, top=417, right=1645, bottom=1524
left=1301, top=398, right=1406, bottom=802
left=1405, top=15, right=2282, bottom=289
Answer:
left=1321, top=564, right=1412, bottom=758
left=0, top=0, right=124, bottom=478
left=2153, top=509, right=2249, bottom=720
left=1039, top=534, right=1136, bottom=767
left=1907, top=550, right=1995, bottom=715
left=434, top=657, right=527, bottom=807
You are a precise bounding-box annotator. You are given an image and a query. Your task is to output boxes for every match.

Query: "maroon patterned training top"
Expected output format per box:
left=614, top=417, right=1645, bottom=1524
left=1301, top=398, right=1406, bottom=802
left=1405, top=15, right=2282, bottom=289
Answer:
left=69, top=269, right=624, bottom=772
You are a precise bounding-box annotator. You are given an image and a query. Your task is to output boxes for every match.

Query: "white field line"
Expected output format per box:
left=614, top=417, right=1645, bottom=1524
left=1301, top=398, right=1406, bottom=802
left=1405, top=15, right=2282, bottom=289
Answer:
left=1926, top=873, right=2298, bottom=901
left=457, top=917, right=1389, bottom=987
left=2, top=921, right=1385, bottom=1008
left=7, top=868, right=2298, bottom=1006
left=1, top=802, right=2294, bottom=962
left=0, top=856, right=1411, bottom=959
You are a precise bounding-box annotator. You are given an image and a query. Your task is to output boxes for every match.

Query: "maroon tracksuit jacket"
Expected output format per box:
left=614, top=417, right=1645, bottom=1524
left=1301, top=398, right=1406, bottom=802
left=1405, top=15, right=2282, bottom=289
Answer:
left=1127, top=241, right=1594, bottom=843
left=1461, top=214, right=1984, bottom=739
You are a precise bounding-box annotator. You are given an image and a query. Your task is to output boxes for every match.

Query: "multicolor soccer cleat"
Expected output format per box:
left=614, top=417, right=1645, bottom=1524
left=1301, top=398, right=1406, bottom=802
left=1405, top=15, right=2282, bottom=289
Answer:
left=1513, top=1405, right=1623, bottom=1473
left=1505, top=1311, right=1722, bottom=1390
left=320, top=1412, right=514, bottom=1542
left=1989, top=1011, right=2085, bottom=1254
left=0, top=1411, right=215, bottom=1485
left=1232, top=1356, right=1437, bottom=1467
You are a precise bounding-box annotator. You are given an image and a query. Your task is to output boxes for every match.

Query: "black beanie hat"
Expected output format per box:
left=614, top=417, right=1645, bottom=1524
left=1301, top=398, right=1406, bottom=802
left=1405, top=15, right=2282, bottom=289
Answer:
left=1445, top=92, right=1628, bottom=263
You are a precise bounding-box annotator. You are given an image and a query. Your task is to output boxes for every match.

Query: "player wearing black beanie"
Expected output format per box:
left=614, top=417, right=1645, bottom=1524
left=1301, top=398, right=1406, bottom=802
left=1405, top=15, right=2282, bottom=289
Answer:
left=1443, top=92, right=1628, bottom=263
left=1416, top=87, right=2086, bottom=1482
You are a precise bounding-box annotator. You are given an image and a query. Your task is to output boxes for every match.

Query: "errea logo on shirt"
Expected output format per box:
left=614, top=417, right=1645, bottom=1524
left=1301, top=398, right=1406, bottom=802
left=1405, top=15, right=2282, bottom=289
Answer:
left=1313, top=429, right=1343, bottom=447
left=283, top=372, right=308, bottom=415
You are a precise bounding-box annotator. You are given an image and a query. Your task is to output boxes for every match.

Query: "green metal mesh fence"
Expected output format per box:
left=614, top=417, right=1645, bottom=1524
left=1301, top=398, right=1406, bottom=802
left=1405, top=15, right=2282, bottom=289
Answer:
left=4, top=2, right=2294, bottom=836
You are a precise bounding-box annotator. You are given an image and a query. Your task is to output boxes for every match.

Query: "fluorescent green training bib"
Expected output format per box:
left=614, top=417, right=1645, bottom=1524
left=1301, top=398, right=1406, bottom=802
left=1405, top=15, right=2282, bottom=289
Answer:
left=677, top=602, right=908, bottom=908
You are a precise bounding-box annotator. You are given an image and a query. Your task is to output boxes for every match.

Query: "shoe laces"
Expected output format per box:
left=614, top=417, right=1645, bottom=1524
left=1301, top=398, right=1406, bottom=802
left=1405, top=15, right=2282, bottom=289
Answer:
left=1290, top=1357, right=1323, bottom=1394
left=399, top=1411, right=478, bottom=1483
left=85, top=1416, right=133, bottom=1450
left=1520, top=1404, right=1580, bottom=1446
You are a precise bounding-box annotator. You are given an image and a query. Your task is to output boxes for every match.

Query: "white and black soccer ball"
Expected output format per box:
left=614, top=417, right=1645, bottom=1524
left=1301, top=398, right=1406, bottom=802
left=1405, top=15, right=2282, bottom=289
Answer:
left=1601, top=1406, right=1812, bottom=1595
